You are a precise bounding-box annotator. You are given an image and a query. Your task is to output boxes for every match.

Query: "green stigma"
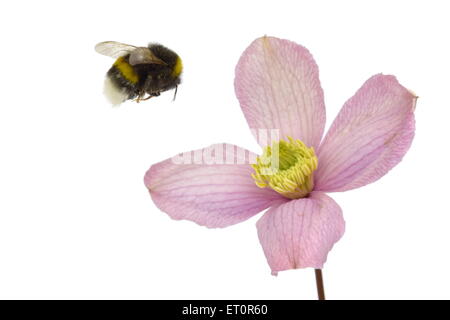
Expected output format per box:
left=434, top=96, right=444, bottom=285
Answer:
left=251, top=137, right=318, bottom=199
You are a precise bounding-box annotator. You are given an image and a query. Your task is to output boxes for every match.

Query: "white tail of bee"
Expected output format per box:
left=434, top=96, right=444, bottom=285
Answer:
left=103, top=77, right=128, bottom=106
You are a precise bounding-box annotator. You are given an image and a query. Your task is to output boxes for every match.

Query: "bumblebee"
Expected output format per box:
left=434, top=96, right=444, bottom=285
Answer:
left=95, top=41, right=182, bottom=105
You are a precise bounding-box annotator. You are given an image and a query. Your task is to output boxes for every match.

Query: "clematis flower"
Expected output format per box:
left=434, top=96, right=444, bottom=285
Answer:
left=144, top=36, right=416, bottom=275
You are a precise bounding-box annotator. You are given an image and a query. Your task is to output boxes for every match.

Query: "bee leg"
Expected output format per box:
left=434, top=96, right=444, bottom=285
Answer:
left=137, top=76, right=154, bottom=102
left=134, top=92, right=146, bottom=103
left=140, top=94, right=155, bottom=101
left=140, top=92, right=161, bottom=101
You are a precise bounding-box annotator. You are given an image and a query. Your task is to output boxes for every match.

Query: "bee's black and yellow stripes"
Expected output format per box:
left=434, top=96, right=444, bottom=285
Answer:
left=171, top=56, right=183, bottom=78
left=112, top=56, right=139, bottom=84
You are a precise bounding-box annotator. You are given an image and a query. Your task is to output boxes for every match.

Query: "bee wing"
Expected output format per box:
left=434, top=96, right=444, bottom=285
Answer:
left=94, top=41, right=137, bottom=58
left=128, top=47, right=167, bottom=66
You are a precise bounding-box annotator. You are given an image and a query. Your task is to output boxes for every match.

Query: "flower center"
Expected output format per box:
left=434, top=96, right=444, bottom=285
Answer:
left=251, top=137, right=318, bottom=199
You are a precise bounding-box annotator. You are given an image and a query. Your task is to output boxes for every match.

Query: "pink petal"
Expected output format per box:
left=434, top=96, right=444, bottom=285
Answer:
left=257, top=192, right=345, bottom=274
left=144, top=143, right=286, bottom=228
left=234, top=36, right=326, bottom=150
left=315, top=74, right=416, bottom=192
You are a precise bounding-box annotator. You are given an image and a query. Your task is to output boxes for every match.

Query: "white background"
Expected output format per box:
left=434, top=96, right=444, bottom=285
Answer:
left=0, top=0, right=449, bottom=300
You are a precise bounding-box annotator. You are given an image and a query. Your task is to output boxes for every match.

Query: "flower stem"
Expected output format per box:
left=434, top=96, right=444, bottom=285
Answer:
left=315, top=269, right=325, bottom=300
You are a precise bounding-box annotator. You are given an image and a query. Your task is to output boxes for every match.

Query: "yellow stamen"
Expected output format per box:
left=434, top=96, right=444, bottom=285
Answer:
left=252, top=137, right=318, bottom=199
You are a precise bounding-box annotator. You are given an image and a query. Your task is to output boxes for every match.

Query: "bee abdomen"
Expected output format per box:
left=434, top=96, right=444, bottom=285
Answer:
left=104, top=56, right=139, bottom=105
left=112, top=56, right=139, bottom=83
left=103, top=77, right=129, bottom=106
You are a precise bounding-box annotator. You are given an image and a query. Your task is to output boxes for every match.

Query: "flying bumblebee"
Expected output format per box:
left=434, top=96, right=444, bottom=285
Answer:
left=95, top=41, right=182, bottom=105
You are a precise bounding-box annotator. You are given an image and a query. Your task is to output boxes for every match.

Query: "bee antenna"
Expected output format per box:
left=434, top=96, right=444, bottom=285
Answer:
left=172, top=85, right=178, bottom=101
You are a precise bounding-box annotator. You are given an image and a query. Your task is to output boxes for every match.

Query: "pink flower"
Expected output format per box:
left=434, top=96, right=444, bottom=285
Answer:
left=144, top=36, right=416, bottom=275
